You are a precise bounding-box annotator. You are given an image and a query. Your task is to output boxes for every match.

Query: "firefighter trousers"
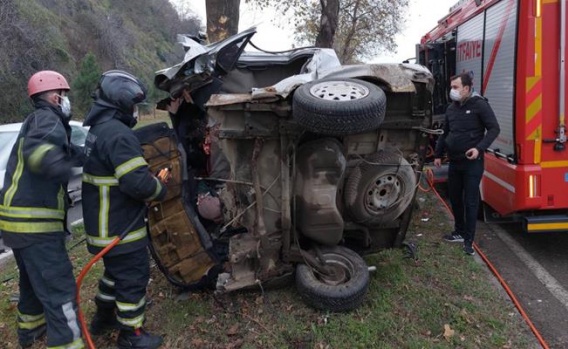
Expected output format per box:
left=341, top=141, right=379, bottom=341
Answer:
left=13, top=238, right=84, bottom=348
left=94, top=249, right=150, bottom=330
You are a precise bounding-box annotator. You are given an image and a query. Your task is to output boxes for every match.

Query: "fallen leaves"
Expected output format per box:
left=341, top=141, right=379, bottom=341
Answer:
left=443, top=324, right=455, bottom=341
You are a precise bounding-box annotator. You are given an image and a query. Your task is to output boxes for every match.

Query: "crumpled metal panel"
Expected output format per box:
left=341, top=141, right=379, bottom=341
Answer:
left=206, top=63, right=434, bottom=108
left=207, top=94, right=253, bottom=106
left=207, top=48, right=341, bottom=106
left=321, top=63, right=435, bottom=93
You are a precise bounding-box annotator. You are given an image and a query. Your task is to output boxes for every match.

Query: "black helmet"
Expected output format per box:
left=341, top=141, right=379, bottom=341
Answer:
left=96, top=70, right=147, bottom=113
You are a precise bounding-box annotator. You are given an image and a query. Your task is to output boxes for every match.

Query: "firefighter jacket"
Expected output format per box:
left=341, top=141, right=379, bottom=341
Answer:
left=0, top=100, right=84, bottom=249
left=434, top=92, right=501, bottom=161
left=82, top=103, right=166, bottom=256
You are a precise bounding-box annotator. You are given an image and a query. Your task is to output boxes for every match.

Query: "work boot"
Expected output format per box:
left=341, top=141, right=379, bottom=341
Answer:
left=117, top=328, right=163, bottom=349
left=18, top=323, right=47, bottom=348
left=89, top=309, right=120, bottom=335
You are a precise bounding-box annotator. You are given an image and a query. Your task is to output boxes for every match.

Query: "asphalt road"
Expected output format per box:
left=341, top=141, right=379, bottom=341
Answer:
left=475, top=221, right=568, bottom=348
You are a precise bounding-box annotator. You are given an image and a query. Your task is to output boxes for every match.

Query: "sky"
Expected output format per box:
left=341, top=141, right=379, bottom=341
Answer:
left=173, top=0, right=458, bottom=63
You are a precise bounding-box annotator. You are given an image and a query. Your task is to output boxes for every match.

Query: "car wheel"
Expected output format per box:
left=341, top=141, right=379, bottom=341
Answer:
left=344, top=150, right=416, bottom=224
left=295, top=246, right=369, bottom=312
left=292, top=78, right=386, bottom=136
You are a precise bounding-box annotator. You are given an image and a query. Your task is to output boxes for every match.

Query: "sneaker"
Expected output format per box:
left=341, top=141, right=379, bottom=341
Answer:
left=443, top=232, right=464, bottom=243
left=117, top=328, right=163, bottom=349
left=463, top=244, right=475, bottom=256
left=18, top=323, right=47, bottom=348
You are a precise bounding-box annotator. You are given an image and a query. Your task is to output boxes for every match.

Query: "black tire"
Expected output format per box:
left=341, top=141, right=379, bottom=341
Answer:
left=292, top=78, right=387, bottom=136
left=344, top=151, right=416, bottom=224
left=295, top=246, right=370, bottom=312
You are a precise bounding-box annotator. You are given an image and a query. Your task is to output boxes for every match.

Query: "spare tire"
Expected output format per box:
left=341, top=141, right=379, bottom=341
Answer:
left=344, top=150, right=416, bottom=224
left=296, top=246, right=369, bottom=312
left=292, top=78, right=386, bottom=136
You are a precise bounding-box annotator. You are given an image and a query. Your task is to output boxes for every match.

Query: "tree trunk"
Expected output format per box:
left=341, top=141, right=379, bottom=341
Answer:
left=206, top=0, right=241, bottom=43
left=315, top=0, right=340, bottom=48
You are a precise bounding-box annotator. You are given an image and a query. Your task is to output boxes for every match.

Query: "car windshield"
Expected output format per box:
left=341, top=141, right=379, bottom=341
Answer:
left=0, top=131, right=18, bottom=172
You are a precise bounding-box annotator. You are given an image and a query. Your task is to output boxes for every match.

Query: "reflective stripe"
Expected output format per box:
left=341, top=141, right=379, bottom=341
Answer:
left=82, top=173, right=119, bottom=186
left=145, top=177, right=163, bottom=201
left=0, top=220, right=63, bottom=233
left=47, top=337, right=85, bottom=349
left=18, top=311, right=45, bottom=323
left=17, top=311, right=46, bottom=329
left=28, top=143, right=55, bottom=172
left=62, top=302, right=81, bottom=343
left=87, top=227, right=147, bottom=247
left=117, top=297, right=145, bottom=312
left=0, top=205, right=64, bottom=220
left=57, top=186, right=64, bottom=211
left=4, top=139, right=25, bottom=206
left=95, top=292, right=116, bottom=302
left=18, top=317, right=46, bottom=329
left=99, top=186, right=110, bottom=238
left=117, top=314, right=145, bottom=328
left=115, top=157, right=147, bottom=179
left=101, top=276, right=115, bottom=288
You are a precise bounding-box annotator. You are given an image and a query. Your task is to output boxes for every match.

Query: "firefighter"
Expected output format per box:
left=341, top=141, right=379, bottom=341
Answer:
left=0, top=70, right=85, bottom=348
left=433, top=72, right=500, bottom=256
left=81, top=70, right=167, bottom=349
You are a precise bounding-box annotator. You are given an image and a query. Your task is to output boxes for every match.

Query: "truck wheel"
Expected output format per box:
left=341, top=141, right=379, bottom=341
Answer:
left=295, top=246, right=369, bottom=312
left=292, top=78, right=386, bottom=136
left=344, top=150, right=416, bottom=224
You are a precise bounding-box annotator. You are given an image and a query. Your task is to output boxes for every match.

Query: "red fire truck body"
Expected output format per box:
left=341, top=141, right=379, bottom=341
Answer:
left=419, top=0, right=567, bottom=232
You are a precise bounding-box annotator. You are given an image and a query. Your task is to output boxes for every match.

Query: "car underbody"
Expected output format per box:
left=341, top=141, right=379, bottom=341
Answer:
left=138, top=28, right=434, bottom=311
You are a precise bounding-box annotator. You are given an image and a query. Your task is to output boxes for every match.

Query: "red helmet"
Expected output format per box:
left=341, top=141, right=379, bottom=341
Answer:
left=27, top=70, right=70, bottom=97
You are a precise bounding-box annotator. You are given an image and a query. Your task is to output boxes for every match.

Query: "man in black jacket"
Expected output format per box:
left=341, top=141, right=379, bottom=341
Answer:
left=82, top=70, right=167, bottom=349
left=0, top=70, right=85, bottom=348
left=434, top=72, right=500, bottom=256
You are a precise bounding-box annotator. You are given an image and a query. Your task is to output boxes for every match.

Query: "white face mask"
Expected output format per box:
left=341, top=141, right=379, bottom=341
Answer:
left=449, top=89, right=462, bottom=102
left=57, top=95, right=71, bottom=117
left=133, top=106, right=139, bottom=120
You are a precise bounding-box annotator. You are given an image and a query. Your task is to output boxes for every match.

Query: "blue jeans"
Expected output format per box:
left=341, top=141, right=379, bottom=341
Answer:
left=447, top=157, right=484, bottom=245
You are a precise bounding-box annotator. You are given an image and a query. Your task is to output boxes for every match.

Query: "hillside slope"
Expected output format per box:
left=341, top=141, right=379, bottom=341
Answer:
left=0, top=0, right=200, bottom=122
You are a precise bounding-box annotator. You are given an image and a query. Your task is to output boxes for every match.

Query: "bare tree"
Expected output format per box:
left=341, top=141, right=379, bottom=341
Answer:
left=248, top=0, right=410, bottom=63
left=315, top=0, right=339, bottom=48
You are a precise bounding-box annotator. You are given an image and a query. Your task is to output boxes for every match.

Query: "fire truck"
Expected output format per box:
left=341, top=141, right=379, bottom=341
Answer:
left=418, top=0, right=567, bottom=232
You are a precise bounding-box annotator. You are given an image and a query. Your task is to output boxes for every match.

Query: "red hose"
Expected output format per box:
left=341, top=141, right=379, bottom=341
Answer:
left=76, top=237, right=121, bottom=349
left=75, top=204, right=148, bottom=349
left=425, top=173, right=550, bottom=349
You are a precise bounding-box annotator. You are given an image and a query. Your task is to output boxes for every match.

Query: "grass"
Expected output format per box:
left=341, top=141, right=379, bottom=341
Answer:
left=0, top=189, right=539, bottom=348
left=0, top=138, right=539, bottom=348
left=135, top=109, right=171, bottom=128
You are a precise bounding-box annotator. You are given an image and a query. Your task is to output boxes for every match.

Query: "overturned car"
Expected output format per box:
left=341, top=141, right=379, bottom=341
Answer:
left=137, top=27, right=434, bottom=312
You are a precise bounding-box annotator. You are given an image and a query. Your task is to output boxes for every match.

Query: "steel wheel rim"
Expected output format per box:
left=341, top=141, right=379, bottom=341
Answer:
left=315, top=253, right=354, bottom=285
left=365, top=174, right=402, bottom=213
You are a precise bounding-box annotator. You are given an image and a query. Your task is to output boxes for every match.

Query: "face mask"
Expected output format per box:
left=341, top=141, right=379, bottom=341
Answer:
left=449, top=89, right=462, bottom=102
left=58, top=95, right=72, bottom=117
left=133, top=106, right=139, bottom=120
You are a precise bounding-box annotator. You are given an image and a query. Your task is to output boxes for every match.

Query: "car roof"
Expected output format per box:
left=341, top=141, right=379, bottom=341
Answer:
left=0, top=123, right=22, bottom=132
left=0, top=120, right=85, bottom=132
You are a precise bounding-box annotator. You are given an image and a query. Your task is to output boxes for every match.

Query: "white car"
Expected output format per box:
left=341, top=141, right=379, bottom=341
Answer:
left=0, top=120, right=89, bottom=203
